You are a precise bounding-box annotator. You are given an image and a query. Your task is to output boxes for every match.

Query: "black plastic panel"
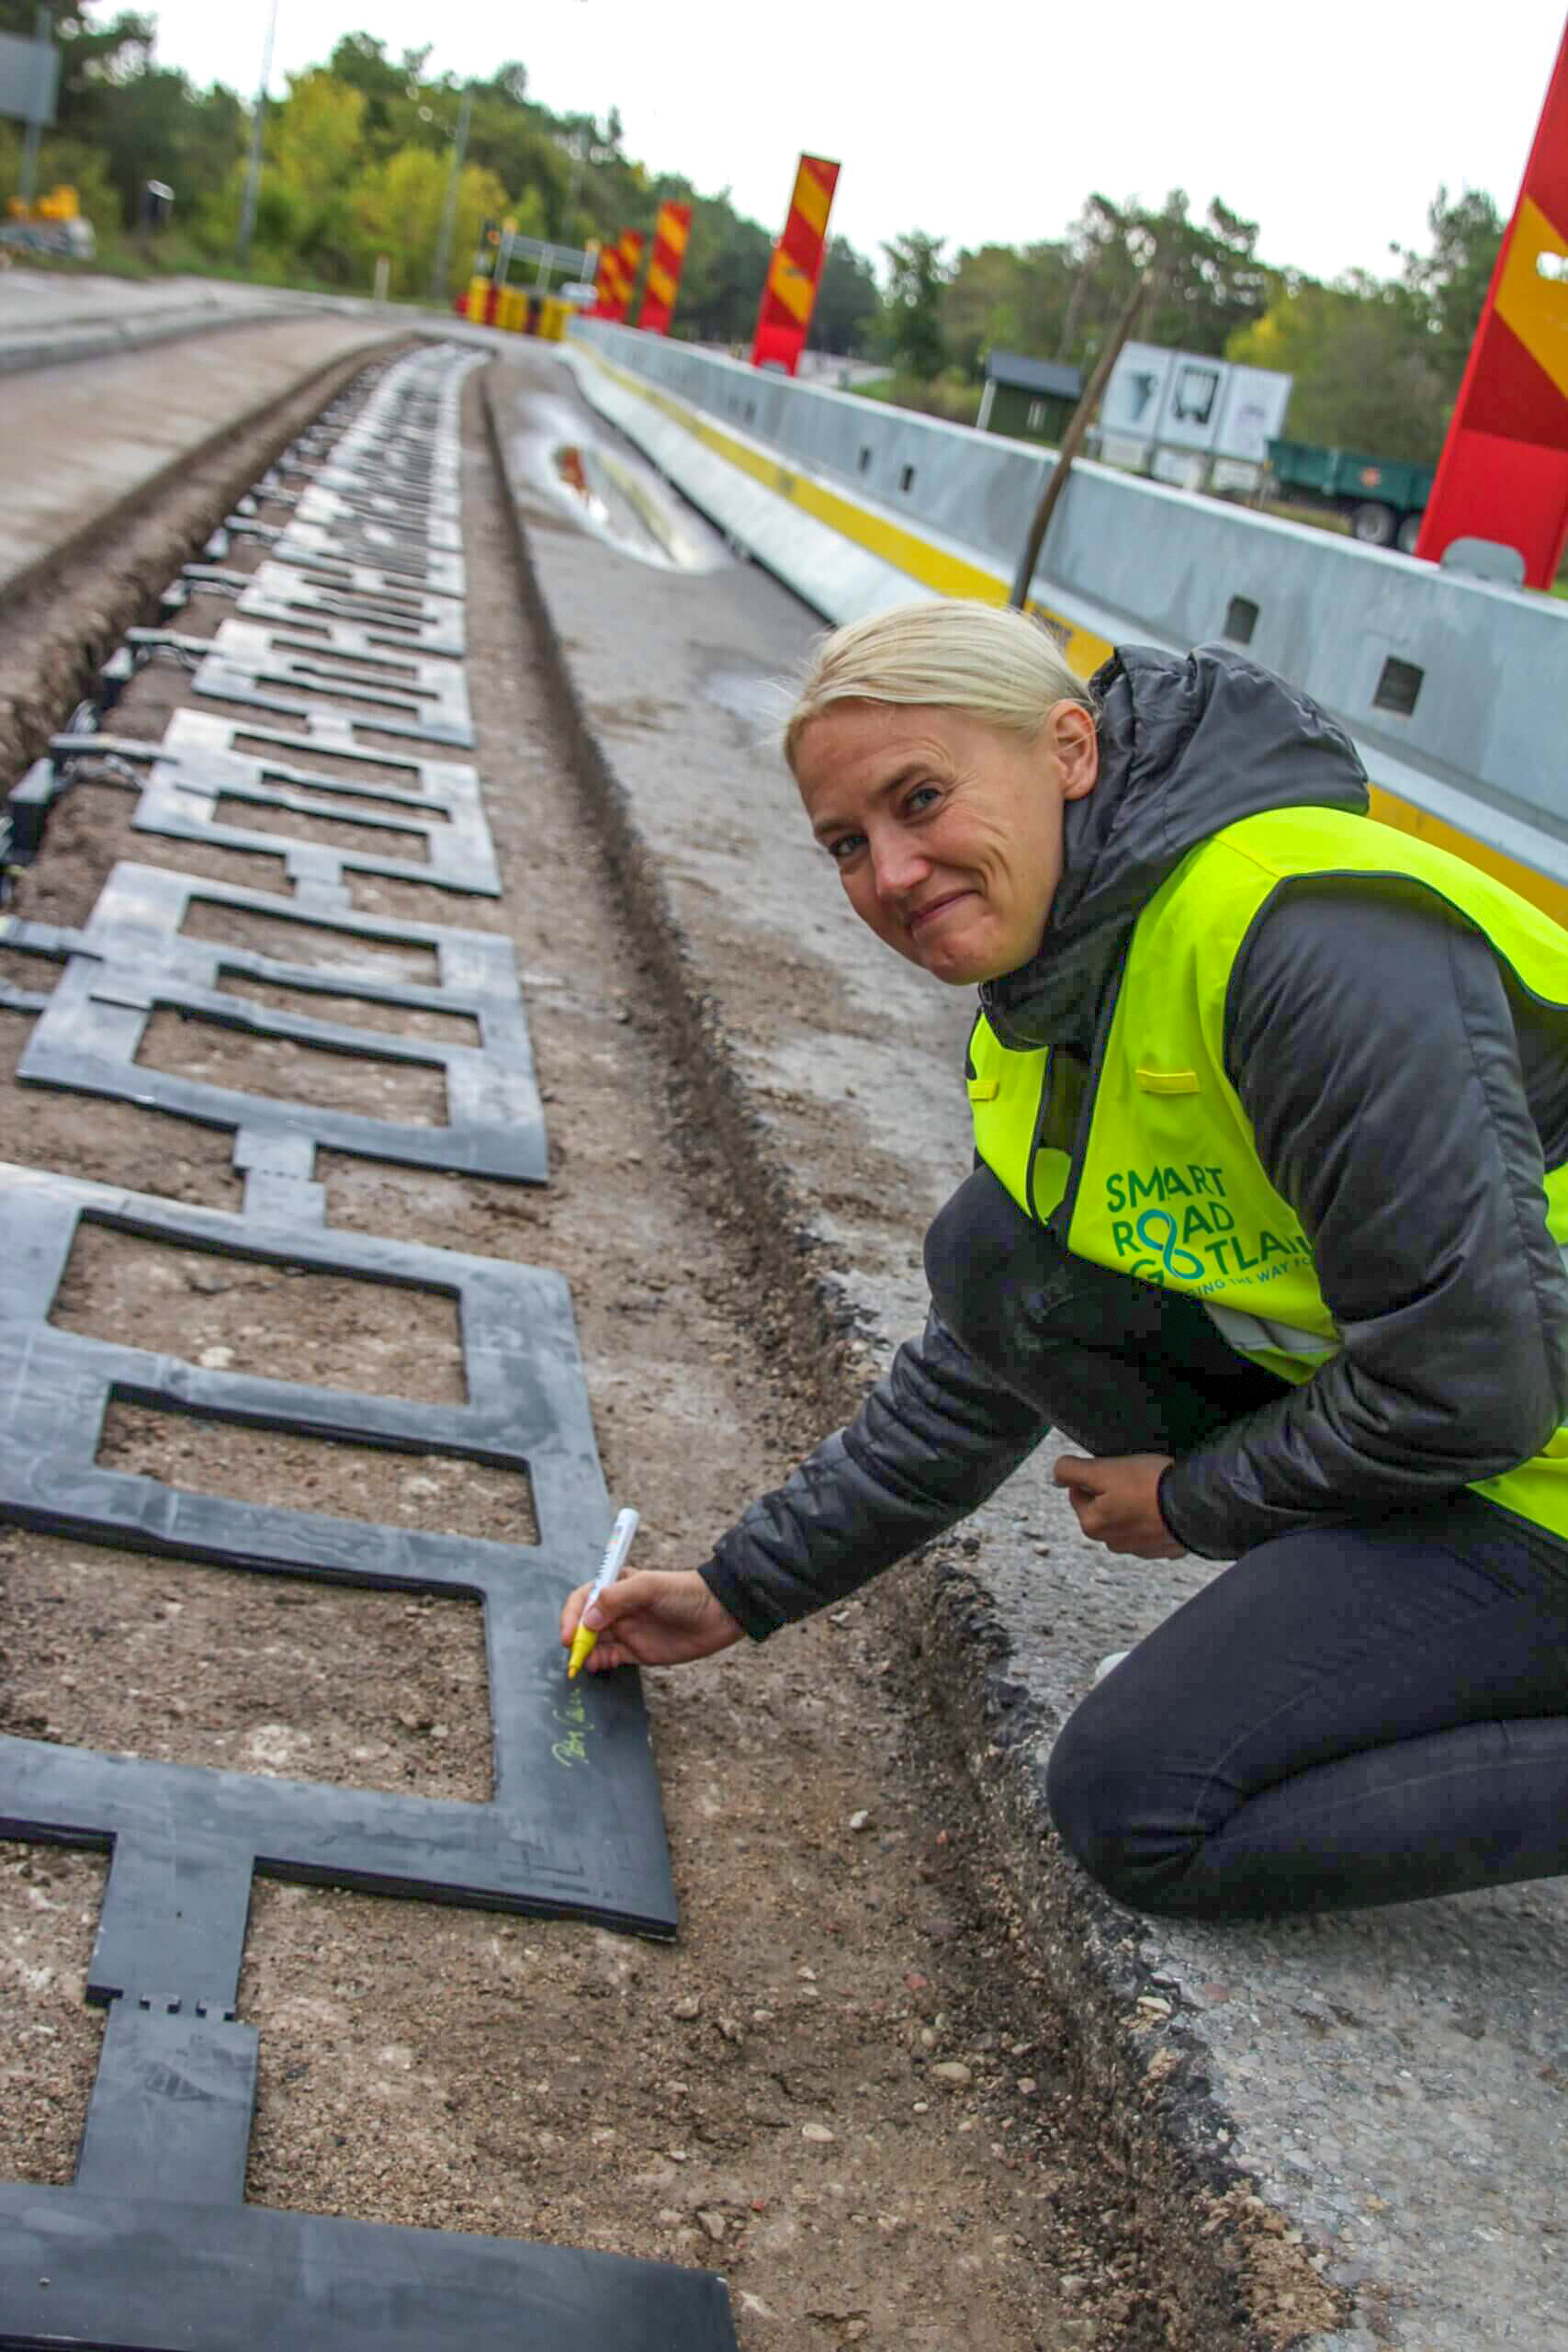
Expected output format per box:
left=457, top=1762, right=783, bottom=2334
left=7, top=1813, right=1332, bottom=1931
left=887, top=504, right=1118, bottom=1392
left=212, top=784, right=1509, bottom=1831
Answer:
left=0, top=1158, right=676, bottom=1939
left=181, top=561, right=467, bottom=658
left=56, top=708, right=500, bottom=896
left=145, top=618, right=473, bottom=750
left=10, top=860, right=545, bottom=1182
left=0, top=2186, right=740, bottom=2350
left=0, top=339, right=735, bottom=2350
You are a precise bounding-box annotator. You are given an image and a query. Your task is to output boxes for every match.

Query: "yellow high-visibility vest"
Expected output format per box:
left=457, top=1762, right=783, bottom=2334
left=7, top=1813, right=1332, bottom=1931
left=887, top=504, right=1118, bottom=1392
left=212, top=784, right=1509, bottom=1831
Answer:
left=967, top=807, right=1568, bottom=1538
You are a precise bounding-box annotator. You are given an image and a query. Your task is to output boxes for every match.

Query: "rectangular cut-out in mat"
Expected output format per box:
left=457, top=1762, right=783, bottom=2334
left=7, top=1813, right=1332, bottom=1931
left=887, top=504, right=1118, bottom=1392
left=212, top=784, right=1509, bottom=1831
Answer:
left=209, top=543, right=464, bottom=610
left=4, top=861, right=547, bottom=1182
left=228, top=514, right=468, bottom=597
left=0, top=1159, right=677, bottom=1936
left=180, top=560, right=466, bottom=659
left=293, top=480, right=464, bottom=551
left=303, top=460, right=462, bottom=525
left=52, top=711, right=499, bottom=896
left=134, top=618, right=473, bottom=751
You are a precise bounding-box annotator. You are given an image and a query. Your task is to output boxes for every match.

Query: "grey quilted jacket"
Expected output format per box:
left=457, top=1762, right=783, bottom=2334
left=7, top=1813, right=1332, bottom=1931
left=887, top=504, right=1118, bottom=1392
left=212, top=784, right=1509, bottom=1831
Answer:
left=700, top=644, right=1568, bottom=1637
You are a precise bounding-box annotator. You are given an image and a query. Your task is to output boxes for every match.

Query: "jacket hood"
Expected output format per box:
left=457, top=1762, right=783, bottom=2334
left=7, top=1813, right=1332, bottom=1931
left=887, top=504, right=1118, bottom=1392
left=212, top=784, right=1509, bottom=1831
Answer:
left=977, top=641, right=1370, bottom=1050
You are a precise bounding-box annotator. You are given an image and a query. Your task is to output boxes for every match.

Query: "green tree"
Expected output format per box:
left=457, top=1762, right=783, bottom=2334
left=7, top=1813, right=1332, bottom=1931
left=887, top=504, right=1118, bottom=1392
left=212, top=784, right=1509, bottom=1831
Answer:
left=0, top=1, right=152, bottom=139
left=1228, top=275, right=1450, bottom=461
left=941, top=239, right=1077, bottom=377
left=940, top=243, right=1026, bottom=375
left=1142, top=191, right=1268, bottom=354
left=76, top=62, right=243, bottom=227
left=812, top=235, right=879, bottom=355
left=326, top=33, right=430, bottom=148
left=672, top=188, right=773, bottom=343
left=1398, top=184, right=1504, bottom=384
left=1051, top=188, right=1267, bottom=371
left=263, top=68, right=367, bottom=279
left=879, top=230, right=950, bottom=378
left=354, top=142, right=446, bottom=295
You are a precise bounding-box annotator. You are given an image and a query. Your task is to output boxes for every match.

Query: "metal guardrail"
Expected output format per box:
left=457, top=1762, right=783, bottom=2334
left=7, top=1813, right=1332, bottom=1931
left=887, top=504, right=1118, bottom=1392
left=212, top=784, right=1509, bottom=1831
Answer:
left=567, top=320, right=1568, bottom=909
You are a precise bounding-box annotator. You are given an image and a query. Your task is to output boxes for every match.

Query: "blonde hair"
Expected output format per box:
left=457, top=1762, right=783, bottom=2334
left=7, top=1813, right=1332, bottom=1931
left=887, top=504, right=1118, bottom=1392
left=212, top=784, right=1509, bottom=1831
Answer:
left=784, top=599, right=1098, bottom=774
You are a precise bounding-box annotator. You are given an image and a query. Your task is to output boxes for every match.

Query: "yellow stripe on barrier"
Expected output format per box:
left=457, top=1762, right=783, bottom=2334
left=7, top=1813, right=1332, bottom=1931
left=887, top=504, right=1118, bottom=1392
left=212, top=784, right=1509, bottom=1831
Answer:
left=572, top=345, right=1114, bottom=676
left=571, top=343, right=1568, bottom=928
left=1365, top=784, right=1568, bottom=927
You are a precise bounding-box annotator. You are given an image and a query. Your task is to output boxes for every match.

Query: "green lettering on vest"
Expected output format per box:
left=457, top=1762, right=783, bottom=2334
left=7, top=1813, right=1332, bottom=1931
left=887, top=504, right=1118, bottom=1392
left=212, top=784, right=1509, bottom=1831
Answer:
left=965, top=806, right=1568, bottom=1542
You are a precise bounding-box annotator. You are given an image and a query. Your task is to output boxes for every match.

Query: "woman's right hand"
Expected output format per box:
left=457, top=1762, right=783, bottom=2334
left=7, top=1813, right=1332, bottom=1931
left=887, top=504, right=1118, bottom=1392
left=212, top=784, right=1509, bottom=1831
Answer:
left=559, top=1567, right=745, bottom=1672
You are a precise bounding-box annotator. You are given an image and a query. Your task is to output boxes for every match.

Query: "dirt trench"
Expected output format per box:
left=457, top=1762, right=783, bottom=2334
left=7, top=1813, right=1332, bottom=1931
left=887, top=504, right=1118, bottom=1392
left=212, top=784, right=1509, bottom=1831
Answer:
left=0, top=351, right=1197, bottom=2350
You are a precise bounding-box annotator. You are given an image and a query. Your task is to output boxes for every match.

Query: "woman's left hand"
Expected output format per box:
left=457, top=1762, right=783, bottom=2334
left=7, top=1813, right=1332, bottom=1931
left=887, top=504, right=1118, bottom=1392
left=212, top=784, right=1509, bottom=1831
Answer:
left=1053, top=1453, right=1187, bottom=1559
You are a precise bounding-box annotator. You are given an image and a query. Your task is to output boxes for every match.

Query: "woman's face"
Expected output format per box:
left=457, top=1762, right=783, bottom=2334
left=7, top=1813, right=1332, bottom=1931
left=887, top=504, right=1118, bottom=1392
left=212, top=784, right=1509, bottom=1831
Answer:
left=793, top=698, right=1099, bottom=986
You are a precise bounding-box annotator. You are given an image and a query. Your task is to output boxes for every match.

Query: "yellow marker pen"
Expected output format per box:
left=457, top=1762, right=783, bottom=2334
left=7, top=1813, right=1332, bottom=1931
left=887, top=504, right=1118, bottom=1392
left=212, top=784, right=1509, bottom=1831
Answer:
left=566, top=1507, right=640, bottom=1679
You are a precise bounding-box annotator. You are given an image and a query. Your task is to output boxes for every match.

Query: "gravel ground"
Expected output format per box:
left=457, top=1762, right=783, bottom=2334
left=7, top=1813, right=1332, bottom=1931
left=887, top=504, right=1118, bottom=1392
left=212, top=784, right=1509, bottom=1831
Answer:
left=0, top=354, right=1169, bottom=2348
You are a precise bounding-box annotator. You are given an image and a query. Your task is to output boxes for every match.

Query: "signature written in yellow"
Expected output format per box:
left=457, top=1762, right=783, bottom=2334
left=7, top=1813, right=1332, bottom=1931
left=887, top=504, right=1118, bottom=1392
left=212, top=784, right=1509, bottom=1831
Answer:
left=551, top=1679, right=592, bottom=1770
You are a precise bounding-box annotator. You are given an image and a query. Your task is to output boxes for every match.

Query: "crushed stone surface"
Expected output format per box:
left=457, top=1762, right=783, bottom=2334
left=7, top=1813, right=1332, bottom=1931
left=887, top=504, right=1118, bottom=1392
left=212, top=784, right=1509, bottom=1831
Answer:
left=0, top=352, right=1154, bottom=2347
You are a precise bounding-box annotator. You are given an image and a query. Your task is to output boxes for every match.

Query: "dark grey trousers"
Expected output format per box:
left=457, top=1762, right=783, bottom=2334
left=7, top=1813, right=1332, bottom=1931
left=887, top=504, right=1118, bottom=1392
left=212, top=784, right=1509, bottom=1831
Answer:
left=927, top=1167, right=1568, bottom=1917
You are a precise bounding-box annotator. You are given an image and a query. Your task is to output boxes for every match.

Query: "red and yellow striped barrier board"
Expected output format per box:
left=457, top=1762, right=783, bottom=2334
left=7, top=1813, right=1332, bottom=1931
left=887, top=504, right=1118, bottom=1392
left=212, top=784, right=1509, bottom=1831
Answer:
left=593, top=229, right=646, bottom=323
left=750, top=153, right=840, bottom=375
left=637, top=202, right=693, bottom=336
left=1417, top=22, right=1568, bottom=587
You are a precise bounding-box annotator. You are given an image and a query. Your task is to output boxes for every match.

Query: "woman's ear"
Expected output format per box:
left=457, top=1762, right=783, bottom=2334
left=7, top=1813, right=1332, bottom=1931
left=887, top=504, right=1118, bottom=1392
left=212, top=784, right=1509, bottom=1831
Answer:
left=1048, top=701, right=1100, bottom=800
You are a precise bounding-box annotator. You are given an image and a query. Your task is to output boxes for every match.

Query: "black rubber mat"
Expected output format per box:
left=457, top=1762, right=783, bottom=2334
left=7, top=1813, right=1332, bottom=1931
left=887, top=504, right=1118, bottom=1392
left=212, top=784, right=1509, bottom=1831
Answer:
left=0, top=1157, right=673, bottom=1933
left=0, top=342, right=736, bottom=2349
left=54, top=708, right=500, bottom=895
left=178, top=560, right=467, bottom=657
left=7, top=859, right=545, bottom=1182
left=141, top=618, right=474, bottom=750
left=0, top=2182, right=740, bottom=2349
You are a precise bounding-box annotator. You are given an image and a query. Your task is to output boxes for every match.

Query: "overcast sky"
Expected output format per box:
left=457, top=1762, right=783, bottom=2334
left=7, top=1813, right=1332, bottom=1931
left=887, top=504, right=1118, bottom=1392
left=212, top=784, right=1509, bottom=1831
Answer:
left=141, top=1, right=1565, bottom=284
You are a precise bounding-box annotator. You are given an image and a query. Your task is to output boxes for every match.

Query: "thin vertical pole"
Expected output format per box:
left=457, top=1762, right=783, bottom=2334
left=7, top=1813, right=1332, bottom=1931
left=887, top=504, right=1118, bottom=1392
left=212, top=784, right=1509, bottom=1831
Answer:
left=1009, top=272, right=1149, bottom=610
left=429, top=86, right=474, bottom=302
left=235, top=0, right=279, bottom=266
left=18, top=6, right=52, bottom=212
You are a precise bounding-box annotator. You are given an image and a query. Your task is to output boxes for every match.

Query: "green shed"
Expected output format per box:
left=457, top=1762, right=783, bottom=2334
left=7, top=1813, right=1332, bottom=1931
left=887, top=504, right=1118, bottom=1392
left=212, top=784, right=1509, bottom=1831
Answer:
left=976, top=350, right=1082, bottom=446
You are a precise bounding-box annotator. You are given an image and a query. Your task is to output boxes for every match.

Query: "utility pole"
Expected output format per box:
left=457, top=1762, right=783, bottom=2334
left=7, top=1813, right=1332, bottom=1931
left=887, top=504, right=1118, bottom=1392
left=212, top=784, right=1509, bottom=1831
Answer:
left=1010, top=271, right=1150, bottom=610
left=235, top=0, right=279, bottom=266
left=18, top=6, right=53, bottom=212
left=429, top=85, right=474, bottom=303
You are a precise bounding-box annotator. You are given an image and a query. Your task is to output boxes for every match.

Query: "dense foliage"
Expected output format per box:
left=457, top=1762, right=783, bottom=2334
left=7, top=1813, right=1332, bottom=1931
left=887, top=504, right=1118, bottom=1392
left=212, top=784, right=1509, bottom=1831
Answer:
left=0, top=10, right=884, bottom=339
left=0, top=8, right=1505, bottom=458
left=883, top=187, right=1502, bottom=462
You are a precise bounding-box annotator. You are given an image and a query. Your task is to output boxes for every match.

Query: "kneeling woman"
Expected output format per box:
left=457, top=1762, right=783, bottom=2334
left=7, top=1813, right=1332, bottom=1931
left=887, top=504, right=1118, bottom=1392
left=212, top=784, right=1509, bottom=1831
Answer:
left=564, top=599, right=1568, bottom=1920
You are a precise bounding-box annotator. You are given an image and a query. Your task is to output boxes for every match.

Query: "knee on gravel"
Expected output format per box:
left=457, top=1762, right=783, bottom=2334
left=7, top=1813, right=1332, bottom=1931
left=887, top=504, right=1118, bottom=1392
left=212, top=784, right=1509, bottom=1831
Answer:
left=1045, top=1688, right=1205, bottom=1916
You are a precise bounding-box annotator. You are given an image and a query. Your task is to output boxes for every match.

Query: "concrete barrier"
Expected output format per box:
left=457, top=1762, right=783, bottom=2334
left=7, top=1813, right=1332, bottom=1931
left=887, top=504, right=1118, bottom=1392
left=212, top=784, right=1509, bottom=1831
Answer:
left=566, top=320, right=1568, bottom=919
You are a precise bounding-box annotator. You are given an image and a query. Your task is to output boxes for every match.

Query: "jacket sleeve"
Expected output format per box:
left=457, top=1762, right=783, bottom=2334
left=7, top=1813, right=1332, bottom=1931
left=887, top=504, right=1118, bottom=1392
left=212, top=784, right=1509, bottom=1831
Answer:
left=1159, top=885, right=1568, bottom=1558
left=698, top=1308, right=1050, bottom=1638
